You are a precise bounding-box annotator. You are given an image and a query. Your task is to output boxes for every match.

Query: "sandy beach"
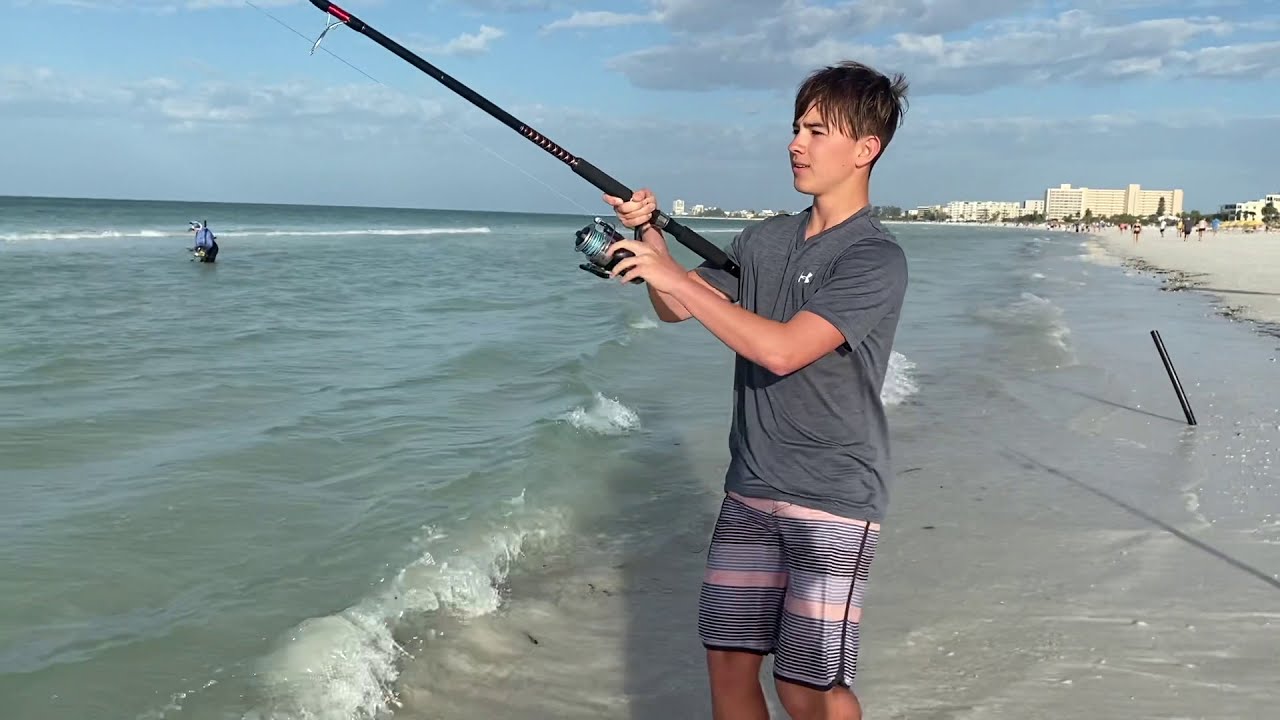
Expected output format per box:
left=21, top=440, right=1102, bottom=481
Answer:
left=1089, top=226, right=1280, bottom=334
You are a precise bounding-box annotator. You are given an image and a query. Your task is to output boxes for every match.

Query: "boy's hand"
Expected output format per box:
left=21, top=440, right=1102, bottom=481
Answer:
left=605, top=239, right=689, bottom=293
left=603, top=189, right=659, bottom=231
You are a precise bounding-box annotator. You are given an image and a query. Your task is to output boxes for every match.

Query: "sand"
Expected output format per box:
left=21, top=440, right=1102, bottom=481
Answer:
left=1091, top=226, right=1280, bottom=334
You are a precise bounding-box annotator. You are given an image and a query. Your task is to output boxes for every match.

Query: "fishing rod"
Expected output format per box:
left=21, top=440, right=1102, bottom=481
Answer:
left=304, top=0, right=740, bottom=281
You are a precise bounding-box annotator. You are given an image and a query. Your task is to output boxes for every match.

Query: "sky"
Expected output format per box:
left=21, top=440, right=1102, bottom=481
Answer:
left=1, top=0, right=1277, bottom=215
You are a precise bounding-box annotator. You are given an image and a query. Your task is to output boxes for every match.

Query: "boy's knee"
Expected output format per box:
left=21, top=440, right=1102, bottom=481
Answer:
left=774, top=678, right=862, bottom=720
left=706, top=648, right=764, bottom=680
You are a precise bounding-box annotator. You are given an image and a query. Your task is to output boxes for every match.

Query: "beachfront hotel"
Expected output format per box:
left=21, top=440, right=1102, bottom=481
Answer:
left=943, top=201, right=1026, bottom=222
left=1043, top=183, right=1183, bottom=220
left=1220, top=193, right=1280, bottom=221
left=909, top=198, right=1043, bottom=222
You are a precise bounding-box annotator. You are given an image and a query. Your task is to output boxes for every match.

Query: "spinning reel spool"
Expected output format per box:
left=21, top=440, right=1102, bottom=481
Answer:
left=573, top=217, right=642, bottom=284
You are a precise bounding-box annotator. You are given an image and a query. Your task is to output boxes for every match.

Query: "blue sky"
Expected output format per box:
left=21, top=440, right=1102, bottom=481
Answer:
left=1, top=0, right=1276, bottom=214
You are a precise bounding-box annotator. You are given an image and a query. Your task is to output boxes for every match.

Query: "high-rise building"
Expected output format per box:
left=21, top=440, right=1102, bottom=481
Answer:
left=1043, top=184, right=1183, bottom=220
left=944, top=201, right=1025, bottom=222
left=672, top=199, right=686, bottom=216
left=1221, top=193, right=1280, bottom=220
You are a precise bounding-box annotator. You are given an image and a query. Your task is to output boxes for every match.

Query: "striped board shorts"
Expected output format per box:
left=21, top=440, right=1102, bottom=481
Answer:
left=698, top=491, right=880, bottom=691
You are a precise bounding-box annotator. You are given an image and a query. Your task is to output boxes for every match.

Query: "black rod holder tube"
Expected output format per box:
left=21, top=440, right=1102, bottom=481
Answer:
left=1150, top=330, right=1196, bottom=426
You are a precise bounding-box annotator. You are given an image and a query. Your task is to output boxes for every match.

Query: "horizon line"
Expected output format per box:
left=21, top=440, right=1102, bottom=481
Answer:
left=0, top=192, right=601, bottom=218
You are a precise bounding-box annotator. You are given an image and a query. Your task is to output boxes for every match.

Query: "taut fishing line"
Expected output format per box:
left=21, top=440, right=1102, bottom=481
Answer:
left=243, top=0, right=594, bottom=218
left=247, top=0, right=741, bottom=281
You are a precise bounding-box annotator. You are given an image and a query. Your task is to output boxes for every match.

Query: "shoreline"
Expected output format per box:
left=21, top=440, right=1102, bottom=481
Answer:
left=1088, top=227, right=1280, bottom=337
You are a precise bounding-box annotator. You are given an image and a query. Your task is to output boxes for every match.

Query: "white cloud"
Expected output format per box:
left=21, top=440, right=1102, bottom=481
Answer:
left=541, top=10, right=660, bottom=33
left=2, top=50, right=1275, bottom=213
left=1177, top=39, right=1280, bottom=77
left=14, top=0, right=297, bottom=10
left=451, top=0, right=550, bottom=10
left=542, top=0, right=1038, bottom=37
left=598, top=7, right=1276, bottom=94
left=419, top=25, right=506, bottom=57
left=0, top=65, right=444, bottom=133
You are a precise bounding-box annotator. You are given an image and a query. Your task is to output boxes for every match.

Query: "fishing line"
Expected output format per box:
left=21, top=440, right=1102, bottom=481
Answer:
left=243, top=0, right=594, bottom=215
left=246, top=0, right=737, bottom=280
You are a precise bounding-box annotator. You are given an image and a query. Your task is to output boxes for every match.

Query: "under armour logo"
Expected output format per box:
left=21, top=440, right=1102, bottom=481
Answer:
left=798, top=272, right=813, bottom=283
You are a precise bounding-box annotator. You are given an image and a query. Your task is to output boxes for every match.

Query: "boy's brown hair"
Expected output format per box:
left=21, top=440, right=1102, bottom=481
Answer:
left=794, top=61, right=909, bottom=168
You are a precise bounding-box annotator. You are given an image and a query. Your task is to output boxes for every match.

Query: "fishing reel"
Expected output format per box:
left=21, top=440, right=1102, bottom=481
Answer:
left=573, top=217, right=642, bottom=283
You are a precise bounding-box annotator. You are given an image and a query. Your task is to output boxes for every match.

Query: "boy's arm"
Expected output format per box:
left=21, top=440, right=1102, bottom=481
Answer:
left=667, top=240, right=906, bottom=376
left=639, top=225, right=734, bottom=322
left=647, top=271, right=729, bottom=322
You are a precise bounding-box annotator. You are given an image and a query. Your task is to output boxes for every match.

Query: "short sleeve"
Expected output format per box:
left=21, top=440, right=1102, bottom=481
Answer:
left=800, top=239, right=907, bottom=348
left=693, top=230, right=746, bottom=303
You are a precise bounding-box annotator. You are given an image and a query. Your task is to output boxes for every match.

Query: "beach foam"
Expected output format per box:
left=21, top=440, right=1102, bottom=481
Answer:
left=0, top=226, right=491, bottom=243
left=559, top=393, right=641, bottom=435
left=974, top=292, right=1076, bottom=365
left=883, top=350, right=919, bottom=407
left=244, top=497, right=569, bottom=720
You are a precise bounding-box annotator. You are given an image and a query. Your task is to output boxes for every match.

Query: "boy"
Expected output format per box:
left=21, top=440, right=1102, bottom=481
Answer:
left=601, top=60, right=910, bottom=720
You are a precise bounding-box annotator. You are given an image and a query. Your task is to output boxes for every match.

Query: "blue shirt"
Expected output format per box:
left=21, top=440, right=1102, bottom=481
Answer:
left=194, top=228, right=215, bottom=249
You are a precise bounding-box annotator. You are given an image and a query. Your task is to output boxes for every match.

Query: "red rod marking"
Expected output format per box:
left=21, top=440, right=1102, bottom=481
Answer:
left=327, top=3, right=351, bottom=22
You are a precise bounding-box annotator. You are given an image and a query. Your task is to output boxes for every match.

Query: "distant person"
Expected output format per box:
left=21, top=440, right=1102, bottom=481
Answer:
left=192, top=220, right=218, bottom=262
left=602, top=60, right=909, bottom=720
left=1132, top=221, right=1142, bottom=243
left=1158, top=218, right=1167, bottom=237
left=1196, top=218, right=1207, bottom=241
left=1182, top=216, right=1193, bottom=241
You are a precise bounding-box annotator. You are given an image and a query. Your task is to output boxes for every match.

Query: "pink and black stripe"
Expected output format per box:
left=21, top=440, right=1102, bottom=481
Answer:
left=698, top=491, right=880, bottom=691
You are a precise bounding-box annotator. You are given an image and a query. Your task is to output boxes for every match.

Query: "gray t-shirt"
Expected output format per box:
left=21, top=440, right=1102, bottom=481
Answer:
left=694, top=206, right=908, bottom=522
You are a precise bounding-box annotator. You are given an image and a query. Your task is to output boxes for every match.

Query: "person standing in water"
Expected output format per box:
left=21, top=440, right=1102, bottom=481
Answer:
left=601, top=60, right=909, bottom=720
left=192, top=220, right=219, bottom=263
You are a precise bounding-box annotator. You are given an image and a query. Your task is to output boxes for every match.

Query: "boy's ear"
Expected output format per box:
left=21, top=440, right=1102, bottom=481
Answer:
left=856, top=134, right=882, bottom=168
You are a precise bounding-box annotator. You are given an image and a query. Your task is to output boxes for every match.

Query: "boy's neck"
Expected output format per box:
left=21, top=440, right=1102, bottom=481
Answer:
left=806, top=185, right=870, bottom=238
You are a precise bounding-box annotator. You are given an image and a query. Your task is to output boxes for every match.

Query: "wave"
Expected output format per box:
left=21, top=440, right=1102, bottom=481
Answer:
left=237, top=227, right=491, bottom=238
left=974, top=292, right=1075, bottom=362
left=882, top=351, right=919, bottom=407
left=0, top=229, right=172, bottom=242
left=242, top=495, right=567, bottom=720
left=626, top=315, right=658, bottom=331
left=558, top=392, right=641, bottom=435
left=0, top=227, right=491, bottom=242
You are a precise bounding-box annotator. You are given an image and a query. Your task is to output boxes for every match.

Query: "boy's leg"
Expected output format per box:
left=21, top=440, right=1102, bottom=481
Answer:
left=706, top=650, right=768, bottom=720
left=698, top=492, right=788, bottom=720
left=768, top=501, right=880, bottom=720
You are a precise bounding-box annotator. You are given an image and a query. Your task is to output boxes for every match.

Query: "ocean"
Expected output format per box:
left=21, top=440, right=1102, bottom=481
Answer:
left=2, top=196, right=1277, bottom=719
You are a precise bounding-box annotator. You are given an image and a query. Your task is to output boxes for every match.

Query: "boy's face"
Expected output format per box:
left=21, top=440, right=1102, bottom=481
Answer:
left=788, top=103, right=879, bottom=198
